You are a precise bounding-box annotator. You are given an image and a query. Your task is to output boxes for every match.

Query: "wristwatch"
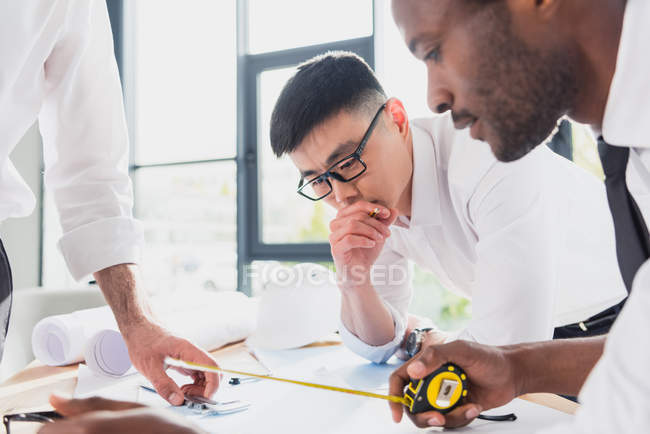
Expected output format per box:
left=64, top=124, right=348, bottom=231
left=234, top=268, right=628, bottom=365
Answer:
left=405, top=327, right=433, bottom=359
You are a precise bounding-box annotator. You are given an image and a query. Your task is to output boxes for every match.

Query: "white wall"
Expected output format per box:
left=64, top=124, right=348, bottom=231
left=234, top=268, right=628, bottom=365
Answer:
left=0, top=123, right=43, bottom=290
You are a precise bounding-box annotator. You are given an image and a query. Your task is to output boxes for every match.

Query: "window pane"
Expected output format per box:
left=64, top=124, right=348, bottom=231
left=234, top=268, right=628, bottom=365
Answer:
left=375, top=0, right=431, bottom=119
left=257, top=67, right=335, bottom=244
left=132, top=0, right=236, bottom=165
left=410, top=264, right=472, bottom=332
left=135, top=162, right=237, bottom=292
left=247, top=0, right=373, bottom=54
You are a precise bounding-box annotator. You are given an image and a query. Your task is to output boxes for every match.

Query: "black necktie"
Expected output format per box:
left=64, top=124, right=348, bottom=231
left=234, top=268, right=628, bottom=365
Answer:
left=597, top=137, right=650, bottom=292
left=0, top=239, right=12, bottom=362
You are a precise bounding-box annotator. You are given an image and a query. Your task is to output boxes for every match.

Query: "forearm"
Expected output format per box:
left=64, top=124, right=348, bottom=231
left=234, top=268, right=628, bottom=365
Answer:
left=340, top=283, right=397, bottom=346
left=93, top=263, right=155, bottom=336
left=508, top=336, right=606, bottom=396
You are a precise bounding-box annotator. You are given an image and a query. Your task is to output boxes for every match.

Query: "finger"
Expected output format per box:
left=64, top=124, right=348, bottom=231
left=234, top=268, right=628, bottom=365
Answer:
left=330, top=213, right=392, bottom=237
left=150, top=369, right=185, bottom=405
left=406, top=345, right=449, bottom=379
left=49, top=394, right=145, bottom=416
left=434, top=403, right=482, bottom=428
left=404, top=402, right=481, bottom=428
left=336, top=201, right=391, bottom=220
left=329, top=221, right=385, bottom=245
left=177, top=345, right=221, bottom=399
left=384, top=208, right=400, bottom=225
left=38, top=419, right=79, bottom=434
left=331, top=234, right=376, bottom=254
left=405, top=409, right=446, bottom=428
left=169, top=366, right=206, bottom=386
left=191, top=371, right=206, bottom=385
left=388, top=366, right=411, bottom=423
left=181, top=383, right=207, bottom=398
left=330, top=222, right=385, bottom=244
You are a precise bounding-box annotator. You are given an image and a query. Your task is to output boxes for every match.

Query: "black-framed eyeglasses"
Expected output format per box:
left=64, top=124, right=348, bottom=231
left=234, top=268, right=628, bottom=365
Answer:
left=3, top=411, right=62, bottom=434
left=297, top=103, right=387, bottom=201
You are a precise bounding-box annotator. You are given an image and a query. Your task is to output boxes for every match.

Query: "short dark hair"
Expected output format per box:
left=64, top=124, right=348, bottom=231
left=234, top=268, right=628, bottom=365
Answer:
left=270, top=51, right=386, bottom=157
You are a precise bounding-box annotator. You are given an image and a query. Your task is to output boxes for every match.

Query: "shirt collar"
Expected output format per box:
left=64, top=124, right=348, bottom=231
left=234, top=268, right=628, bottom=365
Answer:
left=402, top=123, right=442, bottom=228
left=602, top=0, right=650, bottom=148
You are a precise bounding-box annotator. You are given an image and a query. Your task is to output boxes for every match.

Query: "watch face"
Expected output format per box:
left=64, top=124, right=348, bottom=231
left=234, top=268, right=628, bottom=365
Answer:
left=405, top=331, right=419, bottom=358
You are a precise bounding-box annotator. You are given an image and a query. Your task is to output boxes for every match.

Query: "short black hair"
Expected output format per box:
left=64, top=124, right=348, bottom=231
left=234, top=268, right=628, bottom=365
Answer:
left=270, top=51, right=386, bottom=157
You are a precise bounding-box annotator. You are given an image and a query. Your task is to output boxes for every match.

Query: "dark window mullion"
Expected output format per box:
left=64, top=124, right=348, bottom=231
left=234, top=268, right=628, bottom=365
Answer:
left=131, top=156, right=237, bottom=171
left=244, top=38, right=374, bottom=263
left=246, top=36, right=374, bottom=71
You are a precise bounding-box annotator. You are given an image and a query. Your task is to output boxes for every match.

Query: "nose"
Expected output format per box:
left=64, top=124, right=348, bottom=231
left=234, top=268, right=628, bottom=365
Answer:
left=426, top=67, right=453, bottom=114
left=330, top=178, right=360, bottom=207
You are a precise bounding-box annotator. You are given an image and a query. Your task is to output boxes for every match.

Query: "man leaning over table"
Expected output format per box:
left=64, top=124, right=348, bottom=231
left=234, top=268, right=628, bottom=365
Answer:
left=268, top=51, right=625, bottom=364
left=0, top=0, right=220, bottom=415
left=386, top=0, right=650, bottom=432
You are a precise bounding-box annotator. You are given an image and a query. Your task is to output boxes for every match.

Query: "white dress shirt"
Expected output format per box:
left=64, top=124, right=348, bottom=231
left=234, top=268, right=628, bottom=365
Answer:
left=539, top=0, right=650, bottom=432
left=340, top=114, right=627, bottom=363
left=0, top=0, right=143, bottom=280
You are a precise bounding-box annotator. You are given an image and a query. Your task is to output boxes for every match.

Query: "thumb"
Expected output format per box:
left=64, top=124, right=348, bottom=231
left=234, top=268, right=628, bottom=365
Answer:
left=49, top=395, right=145, bottom=416
left=405, top=344, right=448, bottom=380
left=150, top=371, right=185, bottom=405
left=387, top=208, right=400, bottom=225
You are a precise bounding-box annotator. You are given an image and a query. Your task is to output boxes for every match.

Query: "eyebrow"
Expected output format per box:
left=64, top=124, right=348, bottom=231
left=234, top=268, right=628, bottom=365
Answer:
left=299, top=140, right=358, bottom=179
left=407, top=30, right=442, bottom=58
left=408, top=37, right=419, bottom=55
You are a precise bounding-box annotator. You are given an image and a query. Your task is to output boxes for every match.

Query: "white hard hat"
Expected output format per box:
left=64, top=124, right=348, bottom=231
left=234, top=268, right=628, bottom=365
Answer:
left=246, top=263, right=340, bottom=350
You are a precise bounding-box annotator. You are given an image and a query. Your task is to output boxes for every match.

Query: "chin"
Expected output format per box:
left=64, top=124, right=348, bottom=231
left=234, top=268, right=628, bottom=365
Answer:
left=487, top=133, right=540, bottom=163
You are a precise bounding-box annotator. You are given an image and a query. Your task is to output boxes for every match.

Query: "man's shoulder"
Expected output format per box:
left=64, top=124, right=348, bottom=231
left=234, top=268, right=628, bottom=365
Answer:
left=411, top=114, right=501, bottom=196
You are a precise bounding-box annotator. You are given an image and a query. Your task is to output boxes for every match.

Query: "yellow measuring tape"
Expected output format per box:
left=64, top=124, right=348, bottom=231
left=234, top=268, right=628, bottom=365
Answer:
left=165, top=357, right=408, bottom=406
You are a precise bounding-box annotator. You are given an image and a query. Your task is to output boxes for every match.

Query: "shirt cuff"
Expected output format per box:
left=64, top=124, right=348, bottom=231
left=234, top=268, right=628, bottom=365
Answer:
left=57, top=216, right=145, bottom=281
left=338, top=302, right=407, bottom=364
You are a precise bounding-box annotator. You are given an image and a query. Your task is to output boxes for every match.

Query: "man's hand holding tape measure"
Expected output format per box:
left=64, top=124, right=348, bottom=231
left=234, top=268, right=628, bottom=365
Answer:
left=389, top=340, right=520, bottom=428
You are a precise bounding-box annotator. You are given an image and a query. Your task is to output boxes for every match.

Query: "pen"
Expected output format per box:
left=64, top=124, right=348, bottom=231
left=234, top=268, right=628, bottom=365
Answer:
left=229, top=376, right=261, bottom=385
left=140, top=384, right=157, bottom=394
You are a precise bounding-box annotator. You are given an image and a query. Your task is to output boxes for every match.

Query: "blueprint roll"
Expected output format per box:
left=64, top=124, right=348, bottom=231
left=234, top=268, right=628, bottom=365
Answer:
left=83, top=329, right=133, bottom=377
left=32, top=291, right=259, bottom=376
left=81, top=292, right=260, bottom=377
left=31, top=306, right=118, bottom=366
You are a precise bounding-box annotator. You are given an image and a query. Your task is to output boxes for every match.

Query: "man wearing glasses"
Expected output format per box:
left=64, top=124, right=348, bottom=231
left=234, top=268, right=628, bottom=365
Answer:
left=269, top=51, right=626, bottom=364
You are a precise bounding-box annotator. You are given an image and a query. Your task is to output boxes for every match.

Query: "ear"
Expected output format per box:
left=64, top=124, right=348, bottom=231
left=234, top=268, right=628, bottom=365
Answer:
left=534, top=0, right=561, bottom=17
left=385, top=97, right=409, bottom=140
left=508, top=0, right=561, bottom=21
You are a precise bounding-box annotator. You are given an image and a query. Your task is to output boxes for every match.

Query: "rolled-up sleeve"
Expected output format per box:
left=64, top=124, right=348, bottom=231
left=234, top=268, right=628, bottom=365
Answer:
left=38, top=0, right=143, bottom=281
left=339, top=241, right=412, bottom=363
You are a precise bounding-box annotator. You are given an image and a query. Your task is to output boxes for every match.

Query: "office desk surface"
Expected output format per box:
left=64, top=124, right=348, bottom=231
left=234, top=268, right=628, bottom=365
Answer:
left=0, top=342, right=260, bottom=414
left=0, top=341, right=578, bottom=433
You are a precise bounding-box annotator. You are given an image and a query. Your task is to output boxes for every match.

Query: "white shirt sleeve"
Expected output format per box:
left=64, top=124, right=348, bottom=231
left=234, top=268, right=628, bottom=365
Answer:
left=338, top=242, right=412, bottom=363
left=38, top=0, right=144, bottom=281
left=452, top=149, right=559, bottom=345
left=536, top=261, right=650, bottom=434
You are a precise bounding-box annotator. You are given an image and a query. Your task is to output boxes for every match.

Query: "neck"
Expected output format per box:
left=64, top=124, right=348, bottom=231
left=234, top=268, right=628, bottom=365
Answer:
left=568, top=0, right=626, bottom=128
left=394, top=129, right=414, bottom=219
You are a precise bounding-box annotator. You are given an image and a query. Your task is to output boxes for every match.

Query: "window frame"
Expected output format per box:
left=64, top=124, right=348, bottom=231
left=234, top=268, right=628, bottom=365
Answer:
left=236, top=0, right=375, bottom=292
left=51, top=0, right=375, bottom=293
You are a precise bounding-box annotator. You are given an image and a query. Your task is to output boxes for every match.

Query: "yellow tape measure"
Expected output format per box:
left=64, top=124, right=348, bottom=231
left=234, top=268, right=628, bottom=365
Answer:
left=165, top=358, right=468, bottom=414
left=403, top=363, right=468, bottom=414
